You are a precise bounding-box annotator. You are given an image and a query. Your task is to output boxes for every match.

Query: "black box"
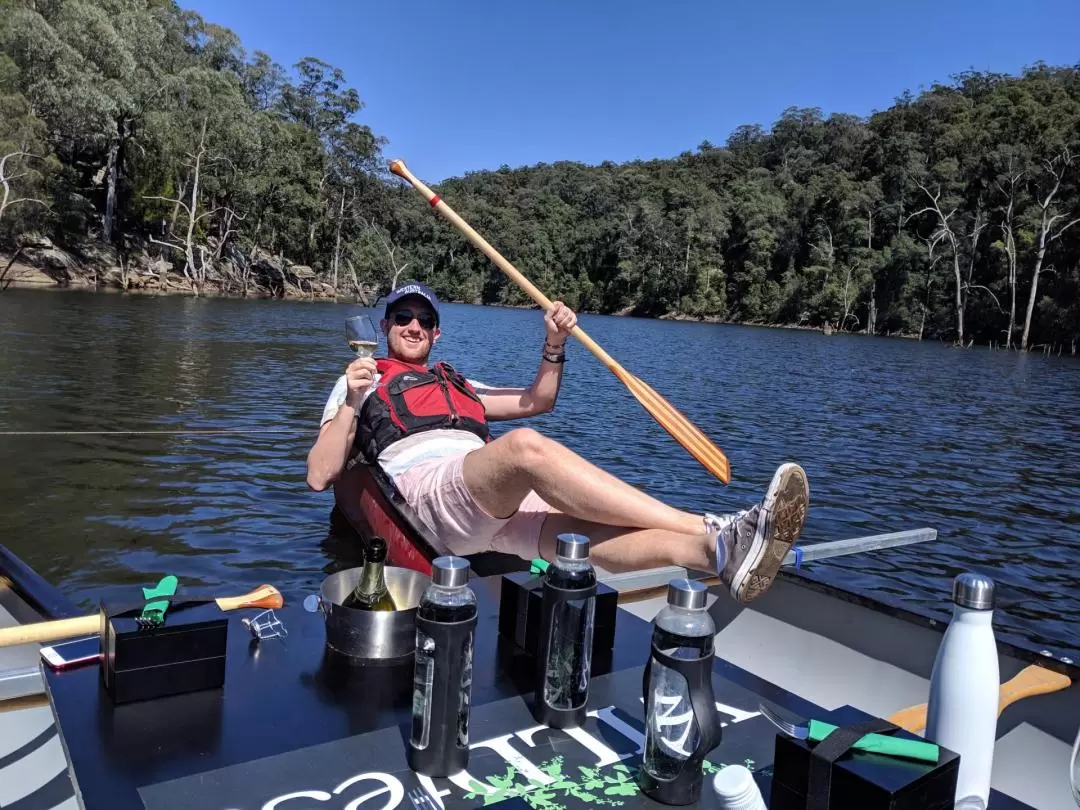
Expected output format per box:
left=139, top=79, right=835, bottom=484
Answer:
left=770, top=705, right=959, bottom=810
left=101, top=600, right=228, bottom=705
left=497, top=572, right=618, bottom=655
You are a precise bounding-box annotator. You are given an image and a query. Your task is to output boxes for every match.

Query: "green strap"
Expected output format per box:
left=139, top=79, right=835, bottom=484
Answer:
left=806, top=719, right=940, bottom=763
left=529, top=558, right=549, bottom=575
left=140, top=575, right=179, bottom=627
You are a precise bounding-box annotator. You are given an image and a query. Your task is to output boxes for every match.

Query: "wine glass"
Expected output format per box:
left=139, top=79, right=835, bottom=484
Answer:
left=345, top=315, right=379, bottom=359
left=1070, top=722, right=1080, bottom=804
left=345, top=315, right=381, bottom=391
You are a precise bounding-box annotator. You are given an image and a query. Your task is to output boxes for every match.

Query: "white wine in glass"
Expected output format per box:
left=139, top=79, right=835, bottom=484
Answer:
left=345, top=315, right=379, bottom=359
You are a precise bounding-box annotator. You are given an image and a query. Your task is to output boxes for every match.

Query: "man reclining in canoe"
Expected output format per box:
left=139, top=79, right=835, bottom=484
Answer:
left=307, top=281, right=810, bottom=604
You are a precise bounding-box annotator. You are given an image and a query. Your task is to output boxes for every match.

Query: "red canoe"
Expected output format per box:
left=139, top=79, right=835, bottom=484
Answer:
left=333, top=459, right=528, bottom=577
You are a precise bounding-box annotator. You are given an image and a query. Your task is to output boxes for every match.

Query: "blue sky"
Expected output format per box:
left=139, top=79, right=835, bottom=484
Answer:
left=182, top=0, right=1079, bottom=182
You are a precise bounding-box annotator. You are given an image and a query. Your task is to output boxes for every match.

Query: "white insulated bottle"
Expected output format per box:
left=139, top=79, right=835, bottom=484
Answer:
left=925, top=572, right=999, bottom=805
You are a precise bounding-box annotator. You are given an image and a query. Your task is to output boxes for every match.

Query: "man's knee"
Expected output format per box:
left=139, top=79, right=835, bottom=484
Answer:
left=502, top=427, right=551, bottom=469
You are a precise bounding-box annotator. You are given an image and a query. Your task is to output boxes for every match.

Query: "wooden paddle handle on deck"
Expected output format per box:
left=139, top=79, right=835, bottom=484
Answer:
left=214, top=583, right=283, bottom=611
left=0, top=614, right=100, bottom=648
left=0, top=584, right=284, bottom=648
left=888, top=663, right=1072, bottom=733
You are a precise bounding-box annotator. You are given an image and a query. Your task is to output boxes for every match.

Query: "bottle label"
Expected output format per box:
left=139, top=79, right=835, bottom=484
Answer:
left=457, top=630, right=474, bottom=748
left=410, top=629, right=435, bottom=749
left=643, top=659, right=699, bottom=780
left=543, top=596, right=595, bottom=710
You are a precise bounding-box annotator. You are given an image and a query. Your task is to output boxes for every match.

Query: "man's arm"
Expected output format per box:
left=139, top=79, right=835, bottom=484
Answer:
left=306, top=358, right=377, bottom=491
left=480, top=301, right=577, bottom=421
left=306, top=402, right=359, bottom=491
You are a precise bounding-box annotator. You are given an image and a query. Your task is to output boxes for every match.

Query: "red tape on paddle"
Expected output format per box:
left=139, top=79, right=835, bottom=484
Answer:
left=429, top=195, right=441, bottom=207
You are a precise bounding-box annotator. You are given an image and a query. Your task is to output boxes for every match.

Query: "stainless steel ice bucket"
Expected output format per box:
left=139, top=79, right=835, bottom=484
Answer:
left=304, top=566, right=430, bottom=661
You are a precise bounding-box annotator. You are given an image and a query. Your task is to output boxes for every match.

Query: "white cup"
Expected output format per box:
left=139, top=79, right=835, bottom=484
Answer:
left=712, top=764, right=767, bottom=810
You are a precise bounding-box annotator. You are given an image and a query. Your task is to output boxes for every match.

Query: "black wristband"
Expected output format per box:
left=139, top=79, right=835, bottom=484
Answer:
left=542, top=352, right=567, bottom=364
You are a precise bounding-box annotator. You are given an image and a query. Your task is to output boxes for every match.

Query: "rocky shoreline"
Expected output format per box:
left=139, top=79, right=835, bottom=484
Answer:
left=0, top=236, right=366, bottom=303
left=0, top=237, right=928, bottom=341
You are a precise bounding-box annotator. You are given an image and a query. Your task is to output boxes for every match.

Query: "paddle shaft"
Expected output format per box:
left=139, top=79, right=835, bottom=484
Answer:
left=0, top=584, right=283, bottom=648
left=388, top=160, right=621, bottom=374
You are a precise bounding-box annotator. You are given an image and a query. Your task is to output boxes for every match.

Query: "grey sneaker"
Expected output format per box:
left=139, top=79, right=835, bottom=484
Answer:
left=706, top=463, right=809, bottom=604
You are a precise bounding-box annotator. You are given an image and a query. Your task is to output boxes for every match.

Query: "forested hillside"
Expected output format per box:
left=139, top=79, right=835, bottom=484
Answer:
left=2, top=0, right=1078, bottom=350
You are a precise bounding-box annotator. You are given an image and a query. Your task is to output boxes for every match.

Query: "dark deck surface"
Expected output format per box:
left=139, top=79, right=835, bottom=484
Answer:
left=42, top=576, right=1032, bottom=810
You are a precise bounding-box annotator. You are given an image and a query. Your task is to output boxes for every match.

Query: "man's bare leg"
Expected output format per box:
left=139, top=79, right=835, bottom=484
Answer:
left=464, top=429, right=811, bottom=603
left=537, top=512, right=714, bottom=573
left=462, top=428, right=704, bottom=535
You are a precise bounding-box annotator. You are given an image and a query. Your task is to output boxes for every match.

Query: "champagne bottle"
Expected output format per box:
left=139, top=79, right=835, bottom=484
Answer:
left=342, top=537, right=396, bottom=611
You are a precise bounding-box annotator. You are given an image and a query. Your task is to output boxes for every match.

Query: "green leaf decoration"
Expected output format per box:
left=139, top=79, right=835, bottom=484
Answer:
left=452, top=751, right=755, bottom=809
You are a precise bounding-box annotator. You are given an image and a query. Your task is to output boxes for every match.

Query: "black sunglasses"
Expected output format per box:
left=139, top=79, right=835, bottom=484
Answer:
left=391, top=308, right=437, bottom=330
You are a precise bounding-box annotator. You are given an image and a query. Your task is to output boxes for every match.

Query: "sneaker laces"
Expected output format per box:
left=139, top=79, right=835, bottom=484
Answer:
left=703, top=509, right=751, bottom=538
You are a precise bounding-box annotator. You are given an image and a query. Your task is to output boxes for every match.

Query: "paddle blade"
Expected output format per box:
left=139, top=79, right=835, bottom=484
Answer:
left=887, top=663, right=1072, bottom=733
left=618, top=368, right=731, bottom=484
left=997, top=664, right=1071, bottom=714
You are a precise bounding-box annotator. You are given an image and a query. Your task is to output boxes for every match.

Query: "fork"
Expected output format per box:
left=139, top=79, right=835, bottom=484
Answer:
left=758, top=703, right=940, bottom=763
left=408, top=787, right=440, bottom=810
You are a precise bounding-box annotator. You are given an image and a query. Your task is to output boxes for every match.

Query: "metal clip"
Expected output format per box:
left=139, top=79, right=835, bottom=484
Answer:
left=241, top=608, right=288, bottom=642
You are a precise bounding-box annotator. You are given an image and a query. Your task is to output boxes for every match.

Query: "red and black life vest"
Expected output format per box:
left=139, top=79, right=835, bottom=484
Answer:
left=356, top=358, right=490, bottom=463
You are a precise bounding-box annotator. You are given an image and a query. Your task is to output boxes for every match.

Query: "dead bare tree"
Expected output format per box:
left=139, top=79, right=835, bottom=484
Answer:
left=344, top=258, right=372, bottom=305
left=838, top=262, right=860, bottom=331
left=809, top=220, right=836, bottom=285
left=995, top=164, right=1024, bottom=349
left=865, top=208, right=877, bottom=336
left=143, top=119, right=231, bottom=295
left=365, top=218, right=409, bottom=291
left=1021, top=148, right=1080, bottom=351
left=329, top=189, right=353, bottom=292
left=919, top=236, right=944, bottom=340
left=211, top=205, right=245, bottom=265
left=907, top=182, right=987, bottom=346
left=0, top=151, right=47, bottom=225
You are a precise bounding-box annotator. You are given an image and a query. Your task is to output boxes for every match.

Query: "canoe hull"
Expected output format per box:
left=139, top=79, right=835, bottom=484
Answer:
left=333, top=461, right=436, bottom=575
left=0, top=547, right=78, bottom=810
left=333, top=460, right=528, bottom=578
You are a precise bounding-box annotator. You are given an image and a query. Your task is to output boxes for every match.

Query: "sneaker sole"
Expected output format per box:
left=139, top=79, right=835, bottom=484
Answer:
left=731, top=463, right=809, bottom=604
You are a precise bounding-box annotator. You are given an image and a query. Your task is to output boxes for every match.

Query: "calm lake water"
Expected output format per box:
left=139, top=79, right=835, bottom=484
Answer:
left=0, top=289, right=1078, bottom=659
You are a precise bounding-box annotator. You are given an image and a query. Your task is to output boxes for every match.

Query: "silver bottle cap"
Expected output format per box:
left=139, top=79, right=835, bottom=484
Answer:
left=952, top=572, right=994, bottom=610
left=555, top=533, right=590, bottom=560
left=668, top=578, right=708, bottom=610
left=431, top=556, right=470, bottom=588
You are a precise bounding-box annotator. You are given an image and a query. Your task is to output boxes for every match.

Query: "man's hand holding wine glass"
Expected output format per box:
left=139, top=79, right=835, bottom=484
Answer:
left=345, top=356, right=378, bottom=408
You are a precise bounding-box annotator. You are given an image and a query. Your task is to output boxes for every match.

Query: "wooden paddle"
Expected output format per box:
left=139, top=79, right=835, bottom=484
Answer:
left=887, top=663, right=1072, bottom=733
left=388, top=159, right=731, bottom=485
left=0, top=584, right=284, bottom=648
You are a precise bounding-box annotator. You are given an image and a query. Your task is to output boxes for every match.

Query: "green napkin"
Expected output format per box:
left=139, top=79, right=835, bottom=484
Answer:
left=139, top=575, right=179, bottom=627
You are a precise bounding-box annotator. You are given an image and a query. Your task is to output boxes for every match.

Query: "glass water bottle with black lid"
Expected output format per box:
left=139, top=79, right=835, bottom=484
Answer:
left=408, top=556, right=478, bottom=776
left=640, top=579, right=721, bottom=805
left=533, top=533, right=596, bottom=729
